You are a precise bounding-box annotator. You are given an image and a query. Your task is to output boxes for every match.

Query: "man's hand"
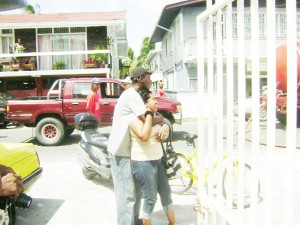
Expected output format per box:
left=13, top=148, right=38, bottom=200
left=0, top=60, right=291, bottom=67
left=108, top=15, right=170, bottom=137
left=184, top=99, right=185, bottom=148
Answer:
left=153, top=112, right=164, bottom=126
left=0, top=173, right=23, bottom=197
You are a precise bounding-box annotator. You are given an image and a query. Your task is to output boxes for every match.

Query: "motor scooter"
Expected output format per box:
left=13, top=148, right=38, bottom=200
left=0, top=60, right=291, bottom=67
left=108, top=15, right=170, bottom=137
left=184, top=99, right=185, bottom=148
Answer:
left=75, top=113, right=111, bottom=180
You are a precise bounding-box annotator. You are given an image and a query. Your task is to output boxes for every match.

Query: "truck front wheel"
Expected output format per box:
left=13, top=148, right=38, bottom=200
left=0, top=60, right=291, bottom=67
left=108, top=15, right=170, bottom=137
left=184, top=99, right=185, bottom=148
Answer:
left=36, top=118, right=65, bottom=146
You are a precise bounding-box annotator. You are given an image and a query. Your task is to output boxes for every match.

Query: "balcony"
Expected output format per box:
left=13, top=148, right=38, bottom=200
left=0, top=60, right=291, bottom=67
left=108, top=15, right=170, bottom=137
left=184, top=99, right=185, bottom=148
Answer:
left=0, top=49, right=112, bottom=77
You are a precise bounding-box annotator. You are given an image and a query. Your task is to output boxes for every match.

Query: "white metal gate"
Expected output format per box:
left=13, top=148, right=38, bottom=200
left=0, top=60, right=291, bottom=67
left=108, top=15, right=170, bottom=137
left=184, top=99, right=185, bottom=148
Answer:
left=196, top=0, right=299, bottom=225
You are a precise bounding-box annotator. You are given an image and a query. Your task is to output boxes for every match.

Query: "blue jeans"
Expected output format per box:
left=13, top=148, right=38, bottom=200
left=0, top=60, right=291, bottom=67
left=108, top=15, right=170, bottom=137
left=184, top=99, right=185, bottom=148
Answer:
left=131, top=159, right=173, bottom=220
left=109, top=154, right=141, bottom=225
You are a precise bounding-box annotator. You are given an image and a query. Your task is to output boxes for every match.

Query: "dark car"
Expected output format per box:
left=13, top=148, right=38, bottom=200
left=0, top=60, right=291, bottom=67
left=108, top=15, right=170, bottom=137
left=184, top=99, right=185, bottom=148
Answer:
left=0, top=93, right=14, bottom=127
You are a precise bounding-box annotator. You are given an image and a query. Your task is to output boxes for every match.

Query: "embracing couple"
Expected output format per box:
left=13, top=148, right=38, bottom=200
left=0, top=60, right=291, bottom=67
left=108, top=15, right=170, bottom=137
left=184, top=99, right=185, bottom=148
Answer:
left=107, top=67, right=178, bottom=225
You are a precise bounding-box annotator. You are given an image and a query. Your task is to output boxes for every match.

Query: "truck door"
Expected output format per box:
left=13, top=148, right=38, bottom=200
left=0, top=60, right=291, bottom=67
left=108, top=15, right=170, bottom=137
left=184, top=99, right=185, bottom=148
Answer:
left=63, top=80, right=124, bottom=126
left=63, top=81, right=90, bottom=127
left=99, top=81, right=125, bottom=125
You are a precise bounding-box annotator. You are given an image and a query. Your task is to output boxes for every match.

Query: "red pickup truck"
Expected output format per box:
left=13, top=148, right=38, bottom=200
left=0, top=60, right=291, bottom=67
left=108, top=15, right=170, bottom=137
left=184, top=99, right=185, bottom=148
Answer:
left=6, top=77, right=182, bottom=146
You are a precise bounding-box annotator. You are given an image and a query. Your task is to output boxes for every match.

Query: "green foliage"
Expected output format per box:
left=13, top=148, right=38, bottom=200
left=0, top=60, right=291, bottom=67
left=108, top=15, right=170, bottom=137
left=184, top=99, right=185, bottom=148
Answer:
left=137, top=37, right=154, bottom=68
left=52, top=61, right=66, bottom=70
left=139, top=37, right=154, bottom=59
left=90, top=45, right=108, bottom=63
left=105, top=36, right=114, bottom=46
left=24, top=5, right=35, bottom=14
left=0, top=64, right=3, bottom=72
left=122, top=36, right=155, bottom=76
left=128, top=48, right=134, bottom=60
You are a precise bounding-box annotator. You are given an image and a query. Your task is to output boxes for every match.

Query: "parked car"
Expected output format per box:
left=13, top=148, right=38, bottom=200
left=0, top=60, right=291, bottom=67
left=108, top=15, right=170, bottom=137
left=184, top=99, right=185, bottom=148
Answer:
left=0, top=142, right=42, bottom=224
left=0, top=92, right=14, bottom=127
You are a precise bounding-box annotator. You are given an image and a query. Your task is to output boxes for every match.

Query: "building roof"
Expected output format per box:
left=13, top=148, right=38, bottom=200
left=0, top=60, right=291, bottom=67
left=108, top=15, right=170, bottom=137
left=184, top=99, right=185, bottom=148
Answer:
left=0, top=11, right=126, bottom=28
left=150, top=0, right=205, bottom=43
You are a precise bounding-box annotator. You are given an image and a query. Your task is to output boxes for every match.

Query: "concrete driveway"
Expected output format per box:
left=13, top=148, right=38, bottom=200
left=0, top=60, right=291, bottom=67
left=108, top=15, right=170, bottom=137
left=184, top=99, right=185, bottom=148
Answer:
left=2, top=118, right=300, bottom=225
left=1, top=122, right=198, bottom=225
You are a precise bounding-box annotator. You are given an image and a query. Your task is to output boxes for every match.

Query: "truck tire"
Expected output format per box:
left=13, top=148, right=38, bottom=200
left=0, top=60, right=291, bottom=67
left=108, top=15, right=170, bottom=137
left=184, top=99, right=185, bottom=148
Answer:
left=65, top=127, right=75, bottom=136
left=36, top=118, right=65, bottom=146
left=276, top=113, right=287, bottom=125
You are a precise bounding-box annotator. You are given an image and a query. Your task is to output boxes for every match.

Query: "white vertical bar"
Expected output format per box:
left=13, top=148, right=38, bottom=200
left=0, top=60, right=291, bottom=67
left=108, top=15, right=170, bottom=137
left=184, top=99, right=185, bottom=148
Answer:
left=284, top=0, right=297, bottom=224
left=249, top=1, right=259, bottom=224
left=265, top=1, right=276, bottom=225
left=225, top=2, right=234, bottom=212
left=236, top=0, right=246, bottom=214
left=197, top=11, right=207, bottom=225
left=216, top=1, right=224, bottom=213
left=206, top=0, right=215, bottom=204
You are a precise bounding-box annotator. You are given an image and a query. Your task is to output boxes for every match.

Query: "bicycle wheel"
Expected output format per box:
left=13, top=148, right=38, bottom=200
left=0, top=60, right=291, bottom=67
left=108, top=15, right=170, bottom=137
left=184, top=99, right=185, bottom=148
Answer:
left=222, top=163, right=260, bottom=208
left=168, top=153, right=194, bottom=194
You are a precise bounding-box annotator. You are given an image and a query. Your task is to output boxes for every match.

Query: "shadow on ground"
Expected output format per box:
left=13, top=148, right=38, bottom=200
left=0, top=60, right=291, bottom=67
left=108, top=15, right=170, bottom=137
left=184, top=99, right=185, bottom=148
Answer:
left=151, top=203, right=196, bottom=225
left=16, top=198, right=64, bottom=225
left=28, top=131, right=111, bottom=146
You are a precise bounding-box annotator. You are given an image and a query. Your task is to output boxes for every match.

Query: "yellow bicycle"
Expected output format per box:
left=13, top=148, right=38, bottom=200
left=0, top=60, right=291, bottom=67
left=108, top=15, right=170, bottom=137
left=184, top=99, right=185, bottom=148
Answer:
left=168, top=133, right=260, bottom=208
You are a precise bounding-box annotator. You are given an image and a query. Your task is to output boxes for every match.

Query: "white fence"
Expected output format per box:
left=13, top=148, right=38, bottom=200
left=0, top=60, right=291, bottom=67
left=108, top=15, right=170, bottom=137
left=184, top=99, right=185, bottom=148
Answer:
left=196, top=0, right=298, bottom=225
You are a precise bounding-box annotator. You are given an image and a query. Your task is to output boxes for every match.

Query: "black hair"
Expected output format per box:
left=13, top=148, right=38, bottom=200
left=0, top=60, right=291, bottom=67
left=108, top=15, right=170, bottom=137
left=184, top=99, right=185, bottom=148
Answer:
left=138, top=89, right=152, bottom=103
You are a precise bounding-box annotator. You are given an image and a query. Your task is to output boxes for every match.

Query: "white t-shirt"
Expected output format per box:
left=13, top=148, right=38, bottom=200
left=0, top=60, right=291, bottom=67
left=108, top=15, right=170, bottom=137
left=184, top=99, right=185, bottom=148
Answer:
left=107, top=87, right=146, bottom=157
left=130, top=124, right=163, bottom=161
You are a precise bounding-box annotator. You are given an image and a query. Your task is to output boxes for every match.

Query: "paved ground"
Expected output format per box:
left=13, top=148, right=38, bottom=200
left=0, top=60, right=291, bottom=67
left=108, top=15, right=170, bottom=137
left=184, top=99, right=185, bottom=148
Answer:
left=1, top=121, right=198, bottom=225
left=2, top=118, right=300, bottom=225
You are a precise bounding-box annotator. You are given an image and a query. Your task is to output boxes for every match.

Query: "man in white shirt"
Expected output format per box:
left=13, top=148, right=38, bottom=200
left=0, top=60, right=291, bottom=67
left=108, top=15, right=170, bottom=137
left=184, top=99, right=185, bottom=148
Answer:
left=107, top=67, right=165, bottom=225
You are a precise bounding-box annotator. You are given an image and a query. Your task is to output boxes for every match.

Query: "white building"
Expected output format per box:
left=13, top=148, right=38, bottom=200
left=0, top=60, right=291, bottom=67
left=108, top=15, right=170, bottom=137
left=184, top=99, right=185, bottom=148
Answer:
left=147, top=0, right=300, bottom=118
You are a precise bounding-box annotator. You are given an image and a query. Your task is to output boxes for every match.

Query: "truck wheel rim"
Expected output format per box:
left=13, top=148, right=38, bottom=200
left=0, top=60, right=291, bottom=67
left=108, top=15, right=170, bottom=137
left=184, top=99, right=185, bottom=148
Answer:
left=42, top=124, right=58, bottom=139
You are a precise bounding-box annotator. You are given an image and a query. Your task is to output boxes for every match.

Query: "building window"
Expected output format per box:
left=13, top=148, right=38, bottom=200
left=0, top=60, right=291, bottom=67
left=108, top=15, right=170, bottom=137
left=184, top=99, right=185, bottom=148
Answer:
left=71, top=27, right=86, bottom=33
left=54, top=27, right=69, bottom=33
left=244, top=14, right=251, bottom=38
left=223, top=12, right=297, bottom=39
left=232, top=14, right=238, bottom=38
left=1, top=29, right=12, bottom=35
left=189, top=78, right=198, bottom=91
left=1, top=36, right=14, bottom=54
left=276, top=13, right=287, bottom=38
left=164, top=39, right=168, bottom=57
left=37, top=28, right=52, bottom=34
left=167, top=32, right=173, bottom=56
left=259, top=14, right=267, bottom=38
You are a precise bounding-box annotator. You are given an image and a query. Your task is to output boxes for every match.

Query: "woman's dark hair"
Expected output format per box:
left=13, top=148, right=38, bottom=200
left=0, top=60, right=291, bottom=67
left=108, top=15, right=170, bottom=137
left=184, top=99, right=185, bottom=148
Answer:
left=138, top=89, right=152, bottom=103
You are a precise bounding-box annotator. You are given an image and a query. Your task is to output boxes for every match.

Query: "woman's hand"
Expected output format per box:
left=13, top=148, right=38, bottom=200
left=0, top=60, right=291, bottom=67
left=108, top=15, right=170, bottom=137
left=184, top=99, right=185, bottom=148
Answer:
left=157, top=124, right=170, bottom=141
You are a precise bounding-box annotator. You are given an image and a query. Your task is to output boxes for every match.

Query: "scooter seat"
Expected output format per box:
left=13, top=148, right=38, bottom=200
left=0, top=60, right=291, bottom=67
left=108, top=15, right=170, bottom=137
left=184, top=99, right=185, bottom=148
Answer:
left=81, top=129, right=108, bottom=149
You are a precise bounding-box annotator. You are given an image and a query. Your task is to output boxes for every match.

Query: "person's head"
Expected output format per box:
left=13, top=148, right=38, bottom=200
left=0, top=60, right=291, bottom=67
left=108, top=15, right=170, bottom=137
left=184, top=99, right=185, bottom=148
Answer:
left=91, top=77, right=101, bottom=91
left=139, top=89, right=158, bottom=113
left=121, top=75, right=132, bottom=89
left=131, top=66, right=153, bottom=91
left=159, top=82, right=164, bottom=88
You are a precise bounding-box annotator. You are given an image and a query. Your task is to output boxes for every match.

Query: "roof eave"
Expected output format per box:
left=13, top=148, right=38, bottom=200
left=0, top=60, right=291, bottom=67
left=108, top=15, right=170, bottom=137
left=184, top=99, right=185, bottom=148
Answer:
left=150, top=0, right=206, bottom=44
left=0, top=20, right=126, bottom=29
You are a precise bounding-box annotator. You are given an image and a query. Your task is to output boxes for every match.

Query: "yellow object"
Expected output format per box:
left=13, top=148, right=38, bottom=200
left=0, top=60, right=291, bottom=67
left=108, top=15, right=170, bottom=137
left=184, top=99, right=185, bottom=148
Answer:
left=0, top=142, right=42, bottom=191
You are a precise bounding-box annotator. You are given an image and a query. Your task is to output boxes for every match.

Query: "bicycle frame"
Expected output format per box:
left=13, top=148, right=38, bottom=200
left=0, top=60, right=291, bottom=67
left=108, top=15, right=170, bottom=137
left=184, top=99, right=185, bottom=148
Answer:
left=176, top=139, right=234, bottom=187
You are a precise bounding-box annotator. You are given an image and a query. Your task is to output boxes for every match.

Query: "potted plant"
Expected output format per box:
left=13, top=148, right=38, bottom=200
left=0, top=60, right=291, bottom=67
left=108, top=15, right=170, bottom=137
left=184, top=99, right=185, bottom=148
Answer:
left=52, top=61, right=66, bottom=70
left=90, top=45, right=108, bottom=68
